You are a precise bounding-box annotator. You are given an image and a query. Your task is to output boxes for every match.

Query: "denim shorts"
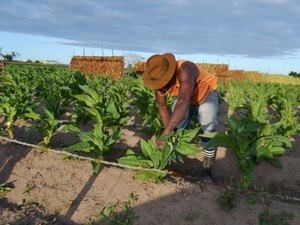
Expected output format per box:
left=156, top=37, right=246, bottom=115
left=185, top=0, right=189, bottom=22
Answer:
left=172, top=90, right=219, bottom=148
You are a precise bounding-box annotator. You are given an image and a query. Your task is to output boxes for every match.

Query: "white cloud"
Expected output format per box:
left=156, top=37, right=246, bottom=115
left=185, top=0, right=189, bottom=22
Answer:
left=0, top=0, right=299, bottom=58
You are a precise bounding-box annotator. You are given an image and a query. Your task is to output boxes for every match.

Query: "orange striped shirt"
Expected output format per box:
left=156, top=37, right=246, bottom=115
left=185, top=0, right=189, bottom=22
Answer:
left=168, top=60, right=218, bottom=105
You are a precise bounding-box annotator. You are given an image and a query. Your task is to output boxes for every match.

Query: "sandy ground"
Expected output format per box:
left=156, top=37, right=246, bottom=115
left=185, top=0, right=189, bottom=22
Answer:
left=0, top=102, right=300, bottom=225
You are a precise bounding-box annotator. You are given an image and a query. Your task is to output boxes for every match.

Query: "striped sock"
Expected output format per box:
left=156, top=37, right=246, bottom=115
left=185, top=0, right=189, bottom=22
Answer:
left=204, top=149, right=216, bottom=158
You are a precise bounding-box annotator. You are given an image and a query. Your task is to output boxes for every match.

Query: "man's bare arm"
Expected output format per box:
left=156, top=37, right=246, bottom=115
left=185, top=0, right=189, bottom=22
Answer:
left=155, top=91, right=170, bottom=128
left=161, top=61, right=198, bottom=135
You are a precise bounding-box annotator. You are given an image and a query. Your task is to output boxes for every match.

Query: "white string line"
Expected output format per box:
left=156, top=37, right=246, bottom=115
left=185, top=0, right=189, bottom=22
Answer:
left=0, top=136, right=170, bottom=175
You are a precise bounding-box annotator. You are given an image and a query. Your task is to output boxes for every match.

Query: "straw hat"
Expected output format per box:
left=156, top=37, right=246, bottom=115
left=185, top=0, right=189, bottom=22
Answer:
left=143, top=53, right=176, bottom=90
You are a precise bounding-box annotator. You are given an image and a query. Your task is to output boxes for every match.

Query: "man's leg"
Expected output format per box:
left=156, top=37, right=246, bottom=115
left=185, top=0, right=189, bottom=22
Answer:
left=197, top=90, right=219, bottom=182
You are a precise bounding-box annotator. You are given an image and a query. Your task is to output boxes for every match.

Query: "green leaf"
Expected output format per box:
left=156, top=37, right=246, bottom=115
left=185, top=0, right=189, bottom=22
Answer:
left=60, top=124, right=81, bottom=134
left=176, top=142, right=200, bottom=155
left=117, top=155, right=143, bottom=167
left=149, top=153, right=162, bottom=169
left=91, top=161, right=103, bottom=174
left=79, top=85, right=100, bottom=102
left=134, top=171, right=167, bottom=181
left=269, top=146, right=285, bottom=155
left=140, top=139, right=154, bottom=157
left=266, top=158, right=283, bottom=169
left=227, top=117, right=241, bottom=132
left=199, top=132, right=218, bottom=139
left=85, top=107, right=102, bottom=122
left=159, top=131, right=175, bottom=142
left=118, top=155, right=153, bottom=168
left=64, top=141, right=93, bottom=152
left=23, top=112, right=40, bottom=120
left=78, top=132, right=94, bottom=143
left=107, top=101, right=120, bottom=118
left=75, top=94, right=97, bottom=107
left=180, top=127, right=201, bottom=142
left=160, top=147, right=173, bottom=169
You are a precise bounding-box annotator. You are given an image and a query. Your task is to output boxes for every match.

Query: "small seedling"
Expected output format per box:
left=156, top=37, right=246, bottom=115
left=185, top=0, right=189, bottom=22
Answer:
left=259, top=208, right=294, bottom=225
left=0, top=183, right=12, bottom=193
left=93, top=192, right=139, bottom=225
left=217, top=190, right=238, bottom=212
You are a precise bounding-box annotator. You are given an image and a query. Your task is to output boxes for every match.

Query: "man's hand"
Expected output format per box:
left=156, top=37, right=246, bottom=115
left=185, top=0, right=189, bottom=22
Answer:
left=150, top=135, right=164, bottom=149
left=156, top=139, right=164, bottom=149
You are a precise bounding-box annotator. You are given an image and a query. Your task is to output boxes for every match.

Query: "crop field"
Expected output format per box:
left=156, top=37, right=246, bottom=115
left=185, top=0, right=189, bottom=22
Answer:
left=0, top=63, right=299, bottom=225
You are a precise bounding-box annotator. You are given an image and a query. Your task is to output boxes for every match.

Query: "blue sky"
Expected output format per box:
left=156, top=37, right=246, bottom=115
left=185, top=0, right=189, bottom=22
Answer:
left=0, top=0, right=300, bottom=75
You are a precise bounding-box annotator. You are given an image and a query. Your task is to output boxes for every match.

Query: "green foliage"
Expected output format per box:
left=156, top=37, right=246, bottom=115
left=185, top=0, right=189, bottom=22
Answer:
left=259, top=209, right=294, bottom=225
left=30, top=108, right=62, bottom=146
left=227, top=80, right=245, bottom=114
left=202, top=100, right=292, bottom=190
left=72, top=81, right=129, bottom=128
left=132, top=79, right=174, bottom=135
left=0, top=72, right=39, bottom=138
left=216, top=80, right=227, bottom=102
left=288, top=71, right=300, bottom=78
left=118, top=127, right=201, bottom=181
left=217, top=190, right=238, bottom=212
left=92, top=192, right=139, bottom=225
left=64, top=122, right=121, bottom=174
left=0, top=183, right=12, bottom=193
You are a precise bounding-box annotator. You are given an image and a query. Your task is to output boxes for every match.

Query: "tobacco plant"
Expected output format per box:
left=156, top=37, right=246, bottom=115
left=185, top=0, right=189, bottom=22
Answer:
left=118, top=127, right=201, bottom=181
left=0, top=73, right=39, bottom=138
left=132, top=81, right=174, bottom=135
left=202, top=99, right=292, bottom=190
left=73, top=84, right=129, bottom=128
left=64, top=122, right=121, bottom=173
left=30, top=108, right=63, bottom=146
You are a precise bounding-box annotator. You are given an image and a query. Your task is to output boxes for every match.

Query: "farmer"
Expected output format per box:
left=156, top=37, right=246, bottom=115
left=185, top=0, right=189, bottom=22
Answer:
left=143, top=53, right=219, bottom=182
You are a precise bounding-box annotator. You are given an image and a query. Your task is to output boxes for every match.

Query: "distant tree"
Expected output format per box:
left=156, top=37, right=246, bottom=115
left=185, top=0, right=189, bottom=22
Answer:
left=124, top=53, right=144, bottom=69
left=0, top=49, right=20, bottom=61
left=289, top=71, right=300, bottom=78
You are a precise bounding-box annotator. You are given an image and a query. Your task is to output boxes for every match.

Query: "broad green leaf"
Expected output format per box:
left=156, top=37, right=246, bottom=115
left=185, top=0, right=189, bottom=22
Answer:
left=160, top=147, right=173, bottom=169
left=269, top=146, right=285, bottom=155
left=134, top=171, right=167, bottom=181
left=75, top=94, right=97, bottom=107
left=227, top=117, right=240, bottom=132
left=199, top=132, right=218, bottom=139
left=92, top=161, right=103, bottom=174
left=64, top=141, right=93, bottom=152
left=24, top=112, right=40, bottom=120
left=60, top=124, right=81, bottom=134
left=149, top=153, right=162, bottom=169
left=118, top=155, right=153, bottom=167
left=266, top=158, right=283, bottom=169
left=176, top=142, right=200, bottom=155
left=180, top=127, right=201, bottom=142
left=79, top=85, right=100, bottom=102
left=85, top=107, right=102, bottom=122
left=107, top=101, right=120, bottom=118
left=140, top=139, right=154, bottom=157
left=78, top=132, right=95, bottom=143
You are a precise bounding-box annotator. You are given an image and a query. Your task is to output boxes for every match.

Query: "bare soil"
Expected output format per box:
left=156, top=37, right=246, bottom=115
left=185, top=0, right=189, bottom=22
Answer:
left=1, top=102, right=300, bottom=225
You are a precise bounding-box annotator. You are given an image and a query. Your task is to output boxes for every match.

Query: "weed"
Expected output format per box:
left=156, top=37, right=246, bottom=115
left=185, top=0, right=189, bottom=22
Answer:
left=0, top=183, right=12, bottom=193
left=90, top=192, right=139, bottom=225
left=217, top=190, right=238, bottom=212
left=259, top=208, right=294, bottom=225
left=246, top=195, right=259, bottom=205
left=183, top=212, right=201, bottom=223
left=23, top=185, right=34, bottom=195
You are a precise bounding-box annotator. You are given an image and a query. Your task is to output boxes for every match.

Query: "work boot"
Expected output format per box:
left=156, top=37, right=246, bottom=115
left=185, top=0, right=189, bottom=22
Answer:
left=201, top=155, right=215, bottom=183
